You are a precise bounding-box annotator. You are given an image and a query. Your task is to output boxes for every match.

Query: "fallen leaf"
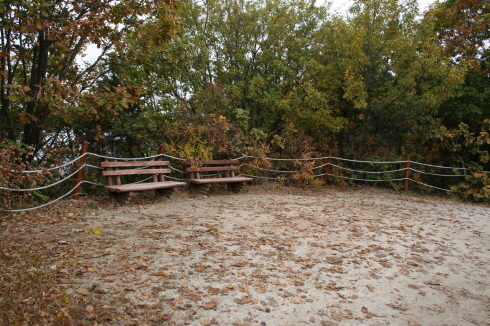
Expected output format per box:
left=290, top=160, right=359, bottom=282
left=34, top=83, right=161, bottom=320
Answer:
left=331, top=312, right=344, bottom=321
left=91, top=226, right=103, bottom=235
left=76, top=288, right=89, bottom=296
left=366, top=285, right=375, bottom=292
left=256, top=287, right=267, bottom=293
left=388, top=303, right=410, bottom=311
left=408, top=284, right=422, bottom=289
left=203, top=301, right=217, bottom=310
left=235, top=295, right=252, bottom=304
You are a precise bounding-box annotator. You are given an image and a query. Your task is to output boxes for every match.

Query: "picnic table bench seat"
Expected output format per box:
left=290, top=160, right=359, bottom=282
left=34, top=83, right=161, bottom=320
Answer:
left=184, top=159, right=253, bottom=195
left=100, top=161, right=186, bottom=205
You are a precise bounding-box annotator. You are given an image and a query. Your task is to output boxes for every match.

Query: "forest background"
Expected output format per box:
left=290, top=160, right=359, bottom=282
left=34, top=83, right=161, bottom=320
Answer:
left=1, top=0, right=490, bottom=202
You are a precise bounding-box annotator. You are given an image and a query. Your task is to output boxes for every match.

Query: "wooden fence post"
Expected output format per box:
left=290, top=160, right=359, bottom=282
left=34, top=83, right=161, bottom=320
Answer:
left=157, top=144, right=165, bottom=161
left=238, top=154, right=246, bottom=175
left=324, top=151, right=333, bottom=185
left=73, top=141, right=88, bottom=199
left=404, top=154, right=411, bottom=193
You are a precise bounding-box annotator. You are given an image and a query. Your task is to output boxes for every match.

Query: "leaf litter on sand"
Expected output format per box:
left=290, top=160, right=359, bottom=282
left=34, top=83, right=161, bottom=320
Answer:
left=2, top=187, right=490, bottom=325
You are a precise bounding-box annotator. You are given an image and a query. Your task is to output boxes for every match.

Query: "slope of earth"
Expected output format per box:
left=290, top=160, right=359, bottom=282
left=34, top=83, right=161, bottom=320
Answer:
left=3, top=186, right=490, bottom=325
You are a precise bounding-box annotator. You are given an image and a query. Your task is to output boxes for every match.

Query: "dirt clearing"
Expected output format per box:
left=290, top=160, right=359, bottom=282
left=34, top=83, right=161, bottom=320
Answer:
left=4, top=186, right=490, bottom=325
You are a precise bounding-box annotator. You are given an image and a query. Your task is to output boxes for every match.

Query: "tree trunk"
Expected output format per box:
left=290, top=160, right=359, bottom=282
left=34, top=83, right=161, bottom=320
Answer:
left=21, top=29, right=51, bottom=161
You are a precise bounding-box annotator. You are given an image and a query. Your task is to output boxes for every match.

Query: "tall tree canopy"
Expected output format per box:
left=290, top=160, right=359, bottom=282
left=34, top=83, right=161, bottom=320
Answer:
left=428, top=0, right=490, bottom=130
left=316, top=0, right=465, bottom=158
left=159, top=0, right=346, bottom=155
left=109, top=0, right=466, bottom=160
left=420, top=0, right=490, bottom=178
left=0, top=0, right=178, bottom=161
left=1, top=0, right=488, bottom=199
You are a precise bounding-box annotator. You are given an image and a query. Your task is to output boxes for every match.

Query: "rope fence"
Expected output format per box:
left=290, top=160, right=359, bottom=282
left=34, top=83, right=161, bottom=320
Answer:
left=2, top=143, right=488, bottom=212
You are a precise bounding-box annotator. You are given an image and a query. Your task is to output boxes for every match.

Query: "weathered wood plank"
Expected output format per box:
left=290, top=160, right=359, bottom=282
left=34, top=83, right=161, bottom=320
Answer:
left=184, top=159, right=251, bottom=195
left=101, top=161, right=170, bottom=168
left=105, top=181, right=185, bottom=193
left=184, top=166, right=240, bottom=173
left=101, top=168, right=172, bottom=176
left=184, top=159, right=239, bottom=165
left=187, top=177, right=253, bottom=184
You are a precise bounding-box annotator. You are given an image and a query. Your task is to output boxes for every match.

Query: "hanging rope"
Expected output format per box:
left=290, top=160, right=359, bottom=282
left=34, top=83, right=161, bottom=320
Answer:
left=1, top=165, right=85, bottom=192
left=2, top=150, right=484, bottom=212
left=3, top=181, right=95, bottom=213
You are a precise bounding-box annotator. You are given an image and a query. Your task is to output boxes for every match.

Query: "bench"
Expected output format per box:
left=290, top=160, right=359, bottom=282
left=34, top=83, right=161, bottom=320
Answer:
left=184, top=159, right=253, bottom=195
left=100, top=160, right=186, bottom=205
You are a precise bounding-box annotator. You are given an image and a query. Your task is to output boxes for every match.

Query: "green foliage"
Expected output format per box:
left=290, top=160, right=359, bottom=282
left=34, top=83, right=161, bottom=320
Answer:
left=452, top=172, right=490, bottom=202
left=425, top=119, right=490, bottom=201
left=0, top=0, right=179, bottom=162
left=143, top=0, right=345, bottom=156
left=317, top=0, right=465, bottom=159
left=2, top=0, right=489, bottom=200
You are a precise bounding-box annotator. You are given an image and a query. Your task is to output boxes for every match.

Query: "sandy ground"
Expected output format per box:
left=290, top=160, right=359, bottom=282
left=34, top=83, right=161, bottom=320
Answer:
left=25, top=186, right=490, bottom=325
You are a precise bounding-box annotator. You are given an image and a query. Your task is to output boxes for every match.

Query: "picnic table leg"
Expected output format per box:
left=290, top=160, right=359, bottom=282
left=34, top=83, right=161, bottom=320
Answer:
left=230, top=182, right=245, bottom=193
left=109, top=192, right=117, bottom=207
left=115, top=192, right=133, bottom=205
left=200, top=184, right=211, bottom=195
left=190, top=183, right=197, bottom=195
left=157, top=187, right=177, bottom=199
left=108, top=192, right=132, bottom=206
left=155, top=189, right=162, bottom=200
left=193, top=184, right=210, bottom=196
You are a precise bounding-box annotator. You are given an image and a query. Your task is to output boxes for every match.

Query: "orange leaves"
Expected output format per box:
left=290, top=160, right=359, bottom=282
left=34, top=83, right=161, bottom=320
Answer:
left=325, top=281, right=342, bottom=291
left=255, top=286, right=267, bottom=293
left=136, top=294, right=150, bottom=301
left=361, top=306, right=380, bottom=318
left=76, top=288, right=90, bottom=296
left=5, top=188, right=490, bottom=325
left=90, top=226, right=103, bottom=235
left=234, top=295, right=257, bottom=305
left=202, top=301, right=218, bottom=310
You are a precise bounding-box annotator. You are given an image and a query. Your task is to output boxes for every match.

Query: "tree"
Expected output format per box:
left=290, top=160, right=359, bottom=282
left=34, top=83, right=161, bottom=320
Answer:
left=144, top=0, right=345, bottom=157
left=417, top=0, right=490, bottom=198
left=316, top=0, right=465, bottom=158
left=0, top=0, right=178, bottom=162
left=428, top=0, right=490, bottom=130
